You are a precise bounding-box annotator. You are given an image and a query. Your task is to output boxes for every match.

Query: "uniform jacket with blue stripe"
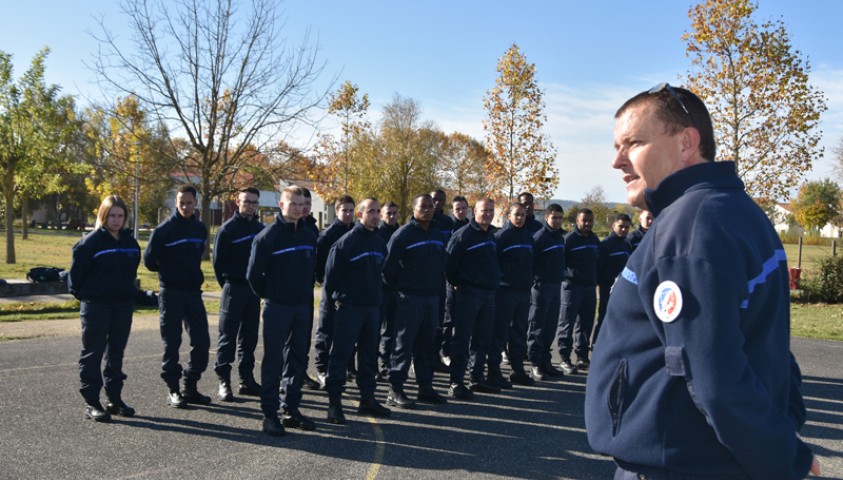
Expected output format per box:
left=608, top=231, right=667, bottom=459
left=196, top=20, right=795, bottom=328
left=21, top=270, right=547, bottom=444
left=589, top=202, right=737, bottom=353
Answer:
left=445, top=218, right=499, bottom=291
left=315, top=218, right=353, bottom=284
left=69, top=228, right=141, bottom=303
left=324, top=222, right=387, bottom=307
left=212, top=211, right=265, bottom=287
left=625, top=225, right=648, bottom=252
left=564, top=227, right=600, bottom=287
left=144, top=212, right=207, bottom=290
left=597, top=231, right=632, bottom=287
left=532, top=223, right=566, bottom=284
left=382, top=217, right=446, bottom=296
left=585, top=161, right=812, bottom=480
left=523, top=214, right=543, bottom=234
left=494, top=221, right=534, bottom=291
left=433, top=210, right=456, bottom=240
left=247, top=214, right=316, bottom=305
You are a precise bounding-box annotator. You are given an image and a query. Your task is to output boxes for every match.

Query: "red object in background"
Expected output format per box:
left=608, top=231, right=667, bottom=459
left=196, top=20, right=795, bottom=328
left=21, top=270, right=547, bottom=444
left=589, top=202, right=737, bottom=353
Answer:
left=788, top=267, right=802, bottom=290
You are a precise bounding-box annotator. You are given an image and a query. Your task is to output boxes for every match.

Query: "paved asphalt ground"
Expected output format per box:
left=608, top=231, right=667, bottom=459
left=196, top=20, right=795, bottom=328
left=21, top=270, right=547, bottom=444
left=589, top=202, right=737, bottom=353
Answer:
left=0, top=311, right=840, bottom=480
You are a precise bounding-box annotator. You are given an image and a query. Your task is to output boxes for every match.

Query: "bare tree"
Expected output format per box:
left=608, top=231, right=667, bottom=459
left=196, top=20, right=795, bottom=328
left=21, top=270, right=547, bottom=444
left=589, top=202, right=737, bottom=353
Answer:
left=91, top=0, right=330, bottom=255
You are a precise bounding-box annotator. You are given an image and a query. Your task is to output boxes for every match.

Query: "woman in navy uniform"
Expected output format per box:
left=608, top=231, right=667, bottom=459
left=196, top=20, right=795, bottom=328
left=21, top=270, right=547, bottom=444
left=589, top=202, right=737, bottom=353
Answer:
left=69, top=195, right=141, bottom=422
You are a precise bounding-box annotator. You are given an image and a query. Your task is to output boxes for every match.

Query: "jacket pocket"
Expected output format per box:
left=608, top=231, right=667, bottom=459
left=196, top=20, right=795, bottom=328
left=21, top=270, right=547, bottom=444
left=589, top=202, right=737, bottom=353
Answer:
left=608, top=359, right=628, bottom=437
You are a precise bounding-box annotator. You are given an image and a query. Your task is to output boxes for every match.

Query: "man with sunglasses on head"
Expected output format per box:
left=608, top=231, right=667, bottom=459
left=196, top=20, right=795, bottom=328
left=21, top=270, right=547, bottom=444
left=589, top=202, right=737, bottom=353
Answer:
left=212, top=187, right=265, bottom=401
left=585, top=83, right=819, bottom=479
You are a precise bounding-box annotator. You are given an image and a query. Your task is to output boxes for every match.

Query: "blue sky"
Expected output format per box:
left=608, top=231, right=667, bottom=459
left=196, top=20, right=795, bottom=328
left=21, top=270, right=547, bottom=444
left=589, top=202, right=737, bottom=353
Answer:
left=3, top=0, right=843, bottom=203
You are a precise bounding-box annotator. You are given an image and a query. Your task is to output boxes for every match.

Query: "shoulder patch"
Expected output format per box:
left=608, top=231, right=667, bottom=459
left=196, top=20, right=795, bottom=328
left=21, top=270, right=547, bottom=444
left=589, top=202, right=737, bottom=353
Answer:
left=653, top=280, right=683, bottom=323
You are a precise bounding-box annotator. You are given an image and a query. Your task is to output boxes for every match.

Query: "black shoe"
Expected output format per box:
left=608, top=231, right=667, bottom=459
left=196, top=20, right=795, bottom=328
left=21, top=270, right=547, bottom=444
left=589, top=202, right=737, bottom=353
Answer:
left=105, top=398, right=136, bottom=417
left=530, top=366, right=546, bottom=381
left=559, top=358, right=578, bottom=375
left=376, top=366, right=389, bottom=383
left=346, top=367, right=357, bottom=383
left=182, top=387, right=212, bottom=405
left=358, top=397, right=391, bottom=417
left=501, top=351, right=510, bottom=365
left=439, top=354, right=452, bottom=367
left=448, top=383, right=474, bottom=400
left=417, top=386, right=448, bottom=405
left=317, top=371, right=327, bottom=389
left=238, top=378, right=261, bottom=396
left=218, top=380, right=234, bottom=402
left=84, top=402, right=112, bottom=422
left=282, top=410, right=316, bottom=431
left=386, top=388, right=416, bottom=409
left=542, top=363, right=565, bottom=377
left=486, top=373, right=512, bottom=390
left=469, top=380, right=501, bottom=394
left=262, top=416, right=286, bottom=437
left=327, top=404, right=346, bottom=425
left=576, top=358, right=590, bottom=372
left=303, top=373, right=322, bottom=391
left=510, top=370, right=535, bottom=386
left=167, top=390, right=187, bottom=409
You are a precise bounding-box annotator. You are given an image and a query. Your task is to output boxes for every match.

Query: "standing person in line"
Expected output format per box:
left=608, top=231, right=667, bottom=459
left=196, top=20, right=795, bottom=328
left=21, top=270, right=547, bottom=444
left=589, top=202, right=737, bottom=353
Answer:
left=430, top=189, right=455, bottom=372
left=212, top=187, right=264, bottom=401
left=526, top=203, right=567, bottom=382
left=518, top=192, right=543, bottom=234
left=300, top=187, right=321, bottom=391
left=377, top=201, right=401, bottom=380
left=247, top=185, right=318, bottom=436
left=445, top=197, right=501, bottom=399
left=586, top=83, right=819, bottom=479
left=144, top=185, right=211, bottom=408
left=383, top=194, right=449, bottom=409
left=323, top=198, right=391, bottom=424
left=558, top=208, right=600, bottom=375
left=70, top=195, right=141, bottom=422
left=440, top=195, right=470, bottom=368
left=312, top=195, right=356, bottom=387
left=625, top=209, right=652, bottom=252
left=488, top=202, right=535, bottom=388
left=592, top=213, right=631, bottom=348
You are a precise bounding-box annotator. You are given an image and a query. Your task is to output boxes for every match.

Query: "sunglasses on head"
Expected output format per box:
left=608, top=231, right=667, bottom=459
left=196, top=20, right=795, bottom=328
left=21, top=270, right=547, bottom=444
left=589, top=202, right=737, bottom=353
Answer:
left=648, top=82, right=695, bottom=124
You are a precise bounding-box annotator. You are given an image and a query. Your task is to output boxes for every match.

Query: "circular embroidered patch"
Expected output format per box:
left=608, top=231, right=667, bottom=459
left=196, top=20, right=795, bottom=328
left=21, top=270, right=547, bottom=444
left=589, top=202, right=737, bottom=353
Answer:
left=653, top=280, right=683, bottom=323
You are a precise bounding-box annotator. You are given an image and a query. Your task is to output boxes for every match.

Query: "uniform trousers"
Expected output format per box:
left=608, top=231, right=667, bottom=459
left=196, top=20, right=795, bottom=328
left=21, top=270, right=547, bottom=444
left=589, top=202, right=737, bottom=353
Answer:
left=260, top=301, right=308, bottom=418
left=324, top=304, right=380, bottom=400
left=558, top=282, right=596, bottom=361
left=78, top=300, right=134, bottom=404
left=159, top=287, right=209, bottom=388
left=388, top=293, right=438, bottom=389
left=449, top=285, right=495, bottom=385
left=526, top=281, right=562, bottom=368
left=213, top=282, right=260, bottom=382
left=489, top=287, right=530, bottom=372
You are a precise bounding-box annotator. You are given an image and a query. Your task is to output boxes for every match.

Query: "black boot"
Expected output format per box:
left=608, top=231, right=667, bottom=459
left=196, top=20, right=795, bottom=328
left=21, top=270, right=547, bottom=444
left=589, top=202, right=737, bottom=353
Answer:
left=358, top=395, right=391, bottom=417
left=262, top=416, right=286, bottom=437
left=84, top=402, right=112, bottom=422
left=105, top=397, right=136, bottom=417
left=182, top=381, right=212, bottom=405
left=386, top=387, right=416, bottom=409
left=218, top=378, right=234, bottom=401
left=327, top=402, right=346, bottom=425
left=238, top=377, right=261, bottom=396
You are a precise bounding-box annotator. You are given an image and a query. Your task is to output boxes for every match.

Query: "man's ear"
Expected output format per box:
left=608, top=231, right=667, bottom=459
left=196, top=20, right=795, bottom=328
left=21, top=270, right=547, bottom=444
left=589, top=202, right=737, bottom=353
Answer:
left=681, top=127, right=702, bottom=164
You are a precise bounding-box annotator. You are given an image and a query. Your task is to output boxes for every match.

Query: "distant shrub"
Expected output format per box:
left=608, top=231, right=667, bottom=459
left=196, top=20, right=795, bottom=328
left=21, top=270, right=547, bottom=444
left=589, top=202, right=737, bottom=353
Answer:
left=800, top=255, right=843, bottom=303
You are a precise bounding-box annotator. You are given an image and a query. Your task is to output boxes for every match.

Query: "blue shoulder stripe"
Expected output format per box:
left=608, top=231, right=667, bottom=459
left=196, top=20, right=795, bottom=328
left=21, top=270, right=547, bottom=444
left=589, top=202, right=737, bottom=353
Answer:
left=349, top=251, right=385, bottom=262
left=165, top=238, right=205, bottom=247
left=466, top=240, right=495, bottom=252
left=272, top=245, right=315, bottom=256
left=621, top=266, right=638, bottom=285
left=740, top=249, right=787, bottom=309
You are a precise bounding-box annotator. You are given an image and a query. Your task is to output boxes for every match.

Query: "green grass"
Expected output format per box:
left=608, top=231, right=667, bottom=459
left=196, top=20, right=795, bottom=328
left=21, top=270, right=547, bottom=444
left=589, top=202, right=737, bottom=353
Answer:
left=790, top=302, right=843, bottom=341
left=0, top=299, right=161, bottom=322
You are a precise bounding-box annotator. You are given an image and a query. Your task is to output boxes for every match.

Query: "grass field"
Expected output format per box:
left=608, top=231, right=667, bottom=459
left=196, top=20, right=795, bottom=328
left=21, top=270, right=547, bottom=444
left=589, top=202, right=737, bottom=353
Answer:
left=1, top=230, right=841, bottom=341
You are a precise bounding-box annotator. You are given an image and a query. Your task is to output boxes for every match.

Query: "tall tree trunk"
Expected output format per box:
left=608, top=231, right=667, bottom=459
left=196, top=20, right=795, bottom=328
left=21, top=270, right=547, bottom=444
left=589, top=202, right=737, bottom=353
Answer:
left=3, top=168, right=16, bottom=264
left=21, top=195, right=29, bottom=240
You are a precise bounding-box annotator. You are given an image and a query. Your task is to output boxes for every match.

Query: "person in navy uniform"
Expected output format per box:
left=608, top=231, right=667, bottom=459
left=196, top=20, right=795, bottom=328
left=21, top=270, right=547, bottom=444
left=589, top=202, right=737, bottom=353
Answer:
left=144, top=185, right=211, bottom=408
left=592, top=213, right=631, bottom=347
left=526, top=203, right=567, bottom=382
left=558, top=208, right=600, bottom=375
left=625, top=209, right=652, bottom=252
left=445, top=197, right=501, bottom=399
left=323, top=198, right=391, bottom=424
left=383, top=194, right=449, bottom=409
left=300, top=187, right=321, bottom=390
left=212, top=187, right=264, bottom=401
left=517, top=192, right=543, bottom=234
left=69, top=195, right=141, bottom=422
left=585, top=83, right=819, bottom=479
left=312, top=195, right=355, bottom=386
left=488, top=202, right=535, bottom=388
left=377, top=201, right=400, bottom=380
left=247, top=185, right=318, bottom=436
left=440, top=195, right=469, bottom=368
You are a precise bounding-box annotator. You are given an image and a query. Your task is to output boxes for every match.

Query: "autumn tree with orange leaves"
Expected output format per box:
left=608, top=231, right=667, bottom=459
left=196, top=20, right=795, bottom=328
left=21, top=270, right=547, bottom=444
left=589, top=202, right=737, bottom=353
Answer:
left=682, top=0, right=826, bottom=201
left=483, top=44, right=557, bottom=203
